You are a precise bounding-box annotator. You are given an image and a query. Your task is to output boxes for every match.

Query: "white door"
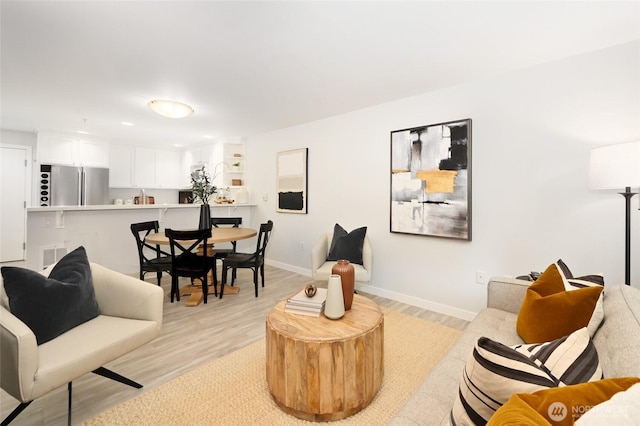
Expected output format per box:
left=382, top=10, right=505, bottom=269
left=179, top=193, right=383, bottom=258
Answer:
left=0, top=146, right=28, bottom=262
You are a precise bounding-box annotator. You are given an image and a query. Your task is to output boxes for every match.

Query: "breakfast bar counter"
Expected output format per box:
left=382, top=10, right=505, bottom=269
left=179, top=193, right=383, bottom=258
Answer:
left=25, top=203, right=256, bottom=274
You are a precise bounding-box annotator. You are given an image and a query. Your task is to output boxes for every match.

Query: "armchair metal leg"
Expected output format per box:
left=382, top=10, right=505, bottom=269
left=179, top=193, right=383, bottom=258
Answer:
left=1, top=401, right=32, bottom=426
left=92, top=367, right=143, bottom=389
left=68, top=382, right=72, bottom=426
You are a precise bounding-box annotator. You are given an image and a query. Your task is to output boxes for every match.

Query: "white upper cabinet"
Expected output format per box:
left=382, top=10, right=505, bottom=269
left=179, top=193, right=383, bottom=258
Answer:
left=108, top=144, right=134, bottom=188
left=133, top=147, right=156, bottom=188
left=37, top=132, right=109, bottom=167
left=110, top=146, right=182, bottom=189
left=155, top=149, right=181, bottom=188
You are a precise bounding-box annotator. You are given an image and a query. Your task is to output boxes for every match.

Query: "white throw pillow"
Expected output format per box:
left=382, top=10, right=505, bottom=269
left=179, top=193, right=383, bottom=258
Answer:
left=575, top=382, right=640, bottom=425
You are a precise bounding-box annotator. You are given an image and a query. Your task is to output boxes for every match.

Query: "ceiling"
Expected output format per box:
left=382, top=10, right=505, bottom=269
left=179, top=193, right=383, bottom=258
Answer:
left=2, top=1, right=639, bottom=148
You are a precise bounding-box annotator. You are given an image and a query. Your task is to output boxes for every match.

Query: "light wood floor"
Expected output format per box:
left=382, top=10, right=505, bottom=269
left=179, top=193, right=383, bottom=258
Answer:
left=1, top=265, right=468, bottom=425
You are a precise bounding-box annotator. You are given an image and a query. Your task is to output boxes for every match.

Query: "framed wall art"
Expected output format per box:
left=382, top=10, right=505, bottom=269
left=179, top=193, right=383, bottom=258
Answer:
left=390, top=119, right=471, bottom=240
left=276, top=148, right=308, bottom=214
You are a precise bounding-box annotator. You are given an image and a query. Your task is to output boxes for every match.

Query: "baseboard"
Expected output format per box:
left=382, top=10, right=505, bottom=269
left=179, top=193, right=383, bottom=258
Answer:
left=265, top=259, right=477, bottom=322
left=354, top=283, right=477, bottom=322
left=266, top=259, right=311, bottom=278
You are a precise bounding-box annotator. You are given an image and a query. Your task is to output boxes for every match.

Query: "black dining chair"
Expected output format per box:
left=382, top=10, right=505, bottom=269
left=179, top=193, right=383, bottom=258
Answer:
left=210, top=217, right=242, bottom=280
left=166, top=228, right=217, bottom=303
left=221, top=220, right=273, bottom=298
left=130, top=221, right=172, bottom=286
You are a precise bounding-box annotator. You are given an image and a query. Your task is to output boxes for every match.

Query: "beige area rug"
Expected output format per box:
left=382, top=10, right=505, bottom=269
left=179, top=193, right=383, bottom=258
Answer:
left=84, top=309, right=462, bottom=425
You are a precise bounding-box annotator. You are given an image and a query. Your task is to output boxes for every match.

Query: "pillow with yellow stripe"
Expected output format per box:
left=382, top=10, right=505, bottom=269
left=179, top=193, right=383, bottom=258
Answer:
left=450, top=327, right=602, bottom=426
left=517, top=260, right=604, bottom=344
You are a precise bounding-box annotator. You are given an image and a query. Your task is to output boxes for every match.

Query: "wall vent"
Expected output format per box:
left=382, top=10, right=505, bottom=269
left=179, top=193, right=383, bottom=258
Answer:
left=41, top=245, right=68, bottom=270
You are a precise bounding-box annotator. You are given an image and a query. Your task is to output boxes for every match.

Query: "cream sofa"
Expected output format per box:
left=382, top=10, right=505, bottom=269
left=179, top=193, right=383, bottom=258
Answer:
left=1, top=263, right=163, bottom=424
left=390, top=277, right=640, bottom=425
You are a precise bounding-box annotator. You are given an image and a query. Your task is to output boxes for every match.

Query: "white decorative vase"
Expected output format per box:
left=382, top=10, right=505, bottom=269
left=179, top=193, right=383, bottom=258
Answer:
left=324, top=274, right=345, bottom=320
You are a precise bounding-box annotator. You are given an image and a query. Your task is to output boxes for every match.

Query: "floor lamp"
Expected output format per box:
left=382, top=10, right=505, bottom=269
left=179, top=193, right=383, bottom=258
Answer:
left=589, top=141, right=640, bottom=285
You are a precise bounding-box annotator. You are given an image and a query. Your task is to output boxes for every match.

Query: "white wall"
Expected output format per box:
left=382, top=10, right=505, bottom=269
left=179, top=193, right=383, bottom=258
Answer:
left=246, top=41, right=640, bottom=319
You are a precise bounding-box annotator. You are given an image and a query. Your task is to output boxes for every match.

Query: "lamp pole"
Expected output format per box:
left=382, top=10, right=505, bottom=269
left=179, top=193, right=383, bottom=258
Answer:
left=620, top=186, right=637, bottom=285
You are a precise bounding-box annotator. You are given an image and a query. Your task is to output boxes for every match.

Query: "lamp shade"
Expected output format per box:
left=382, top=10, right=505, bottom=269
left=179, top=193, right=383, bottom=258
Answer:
left=589, top=141, right=640, bottom=190
left=147, top=100, right=194, bottom=119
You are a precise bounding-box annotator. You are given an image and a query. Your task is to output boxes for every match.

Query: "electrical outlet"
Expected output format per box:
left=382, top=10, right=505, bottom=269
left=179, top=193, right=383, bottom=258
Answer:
left=476, top=270, right=488, bottom=285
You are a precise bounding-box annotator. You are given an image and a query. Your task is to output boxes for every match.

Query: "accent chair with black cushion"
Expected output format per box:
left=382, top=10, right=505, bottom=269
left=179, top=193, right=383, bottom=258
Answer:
left=0, top=247, right=163, bottom=425
left=130, top=220, right=172, bottom=286
left=311, top=223, right=372, bottom=285
left=165, top=228, right=217, bottom=303
left=221, top=220, right=273, bottom=298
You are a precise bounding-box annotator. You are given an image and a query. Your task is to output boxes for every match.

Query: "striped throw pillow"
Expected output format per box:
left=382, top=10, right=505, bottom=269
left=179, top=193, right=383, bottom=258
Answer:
left=556, top=259, right=605, bottom=337
left=450, top=327, right=601, bottom=426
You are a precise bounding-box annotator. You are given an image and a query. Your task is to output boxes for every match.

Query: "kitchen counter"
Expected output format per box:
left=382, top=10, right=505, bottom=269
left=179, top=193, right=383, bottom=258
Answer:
left=25, top=203, right=256, bottom=272
left=27, top=203, right=254, bottom=212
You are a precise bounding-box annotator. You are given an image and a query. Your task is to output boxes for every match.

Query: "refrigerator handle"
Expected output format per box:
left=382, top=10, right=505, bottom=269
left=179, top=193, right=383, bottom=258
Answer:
left=79, top=169, right=85, bottom=205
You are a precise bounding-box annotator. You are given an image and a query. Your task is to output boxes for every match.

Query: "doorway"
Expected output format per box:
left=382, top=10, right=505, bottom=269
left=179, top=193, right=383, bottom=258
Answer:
left=0, top=145, right=31, bottom=262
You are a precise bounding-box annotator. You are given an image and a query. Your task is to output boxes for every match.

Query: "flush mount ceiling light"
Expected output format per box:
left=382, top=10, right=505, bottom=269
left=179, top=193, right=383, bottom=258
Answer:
left=147, top=99, right=194, bottom=119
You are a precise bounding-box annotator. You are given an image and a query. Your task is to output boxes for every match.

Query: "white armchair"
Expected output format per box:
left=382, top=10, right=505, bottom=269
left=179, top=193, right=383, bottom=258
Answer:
left=311, top=233, right=372, bottom=284
left=1, top=263, right=163, bottom=425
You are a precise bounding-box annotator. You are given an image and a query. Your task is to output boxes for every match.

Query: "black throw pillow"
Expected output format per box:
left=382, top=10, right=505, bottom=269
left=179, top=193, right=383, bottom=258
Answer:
left=1, top=246, right=100, bottom=345
left=326, top=223, right=367, bottom=265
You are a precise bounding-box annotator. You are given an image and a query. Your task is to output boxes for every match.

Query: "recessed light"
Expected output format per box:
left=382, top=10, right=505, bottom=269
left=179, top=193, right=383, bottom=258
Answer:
left=121, top=122, right=134, bottom=126
left=76, top=130, right=89, bottom=135
left=173, top=144, right=183, bottom=148
left=203, top=135, right=213, bottom=139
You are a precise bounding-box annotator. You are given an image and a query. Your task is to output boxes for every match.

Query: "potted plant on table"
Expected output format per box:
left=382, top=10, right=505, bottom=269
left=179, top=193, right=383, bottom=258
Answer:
left=190, top=166, right=217, bottom=229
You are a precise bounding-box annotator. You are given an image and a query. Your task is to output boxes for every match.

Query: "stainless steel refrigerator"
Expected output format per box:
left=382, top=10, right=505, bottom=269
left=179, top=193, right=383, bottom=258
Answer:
left=39, top=164, right=109, bottom=206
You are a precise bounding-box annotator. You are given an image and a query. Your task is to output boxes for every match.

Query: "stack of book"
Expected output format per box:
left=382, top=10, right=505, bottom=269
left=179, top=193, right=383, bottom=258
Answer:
left=284, top=286, right=328, bottom=317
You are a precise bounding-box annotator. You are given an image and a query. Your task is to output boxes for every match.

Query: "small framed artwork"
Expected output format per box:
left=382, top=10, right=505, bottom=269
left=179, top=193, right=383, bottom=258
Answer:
left=276, top=148, right=308, bottom=214
left=390, top=119, right=472, bottom=240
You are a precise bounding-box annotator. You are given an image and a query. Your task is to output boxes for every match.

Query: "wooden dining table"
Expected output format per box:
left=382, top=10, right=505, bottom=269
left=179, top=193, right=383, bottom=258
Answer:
left=145, top=227, right=257, bottom=306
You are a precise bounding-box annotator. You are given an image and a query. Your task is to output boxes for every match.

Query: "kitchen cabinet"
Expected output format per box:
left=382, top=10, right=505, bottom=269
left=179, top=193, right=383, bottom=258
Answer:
left=133, top=147, right=156, bottom=188
left=108, top=144, right=134, bottom=188
left=110, top=145, right=182, bottom=189
left=38, top=132, right=109, bottom=167
left=155, top=150, right=181, bottom=188
left=181, top=144, right=214, bottom=188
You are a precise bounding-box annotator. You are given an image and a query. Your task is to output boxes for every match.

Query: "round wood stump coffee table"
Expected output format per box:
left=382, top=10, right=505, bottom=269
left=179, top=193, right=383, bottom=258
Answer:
left=266, top=294, right=384, bottom=421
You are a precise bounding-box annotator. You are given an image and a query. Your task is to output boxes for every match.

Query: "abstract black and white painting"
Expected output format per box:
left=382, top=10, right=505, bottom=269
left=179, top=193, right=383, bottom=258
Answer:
left=277, top=148, right=308, bottom=214
left=390, top=119, right=471, bottom=240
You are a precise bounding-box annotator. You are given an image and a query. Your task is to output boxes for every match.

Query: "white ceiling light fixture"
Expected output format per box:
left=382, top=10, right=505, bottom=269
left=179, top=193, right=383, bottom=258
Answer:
left=147, top=99, right=194, bottom=119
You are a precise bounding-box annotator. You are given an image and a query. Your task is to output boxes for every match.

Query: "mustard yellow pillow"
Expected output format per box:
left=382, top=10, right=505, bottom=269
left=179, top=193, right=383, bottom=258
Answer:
left=487, top=377, right=640, bottom=426
left=516, top=261, right=603, bottom=343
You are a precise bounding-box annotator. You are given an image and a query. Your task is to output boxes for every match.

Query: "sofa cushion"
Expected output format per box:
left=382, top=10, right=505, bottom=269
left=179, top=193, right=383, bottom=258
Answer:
left=516, top=260, right=603, bottom=344
left=451, top=327, right=601, bottom=425
left=1, top=246, right=100, bottom=345
left=487, top=377, right=640, bottom=426
left=326, top=223, right=367, bottom=265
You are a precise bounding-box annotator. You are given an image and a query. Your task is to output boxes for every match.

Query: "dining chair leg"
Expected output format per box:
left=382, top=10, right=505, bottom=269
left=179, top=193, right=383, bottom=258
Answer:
left=220, top=265, right=228, bottom=299
left=261, top=264, right=265, bottom=287
left=202, top=273, right=208, bottom=304
left=253, top=269, right=259, bottom=297
left=156, top=272, right=162, bottom=286
left=212, top=263, right=219, bottom=297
